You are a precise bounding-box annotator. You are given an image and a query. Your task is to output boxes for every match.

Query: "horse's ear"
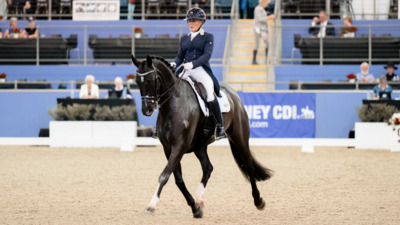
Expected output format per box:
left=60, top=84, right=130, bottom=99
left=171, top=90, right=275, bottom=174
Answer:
left=131, top=55, right=139, bottom=67
left=146, top=55, right=152, bottom=67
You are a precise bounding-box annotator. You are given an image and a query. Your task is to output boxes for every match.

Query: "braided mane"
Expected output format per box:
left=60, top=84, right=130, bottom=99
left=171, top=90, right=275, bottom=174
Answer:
left=149, top=55, right=175, bottom=71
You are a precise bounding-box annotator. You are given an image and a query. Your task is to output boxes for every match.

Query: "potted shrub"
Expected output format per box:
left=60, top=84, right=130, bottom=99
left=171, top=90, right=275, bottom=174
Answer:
left=0, top=73, right=6, bottom=82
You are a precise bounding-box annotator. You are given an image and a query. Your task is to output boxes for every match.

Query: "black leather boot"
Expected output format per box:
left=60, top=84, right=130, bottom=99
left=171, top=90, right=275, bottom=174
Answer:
left=208, top=100, right=227, bottom=140
left=252, top=50, right=258, bottom=65
left=265, top=48, right=268, bottom=63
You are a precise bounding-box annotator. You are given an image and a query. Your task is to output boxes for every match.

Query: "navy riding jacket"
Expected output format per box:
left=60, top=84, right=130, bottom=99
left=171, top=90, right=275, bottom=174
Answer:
left=174, top=31, right=221, bottom=97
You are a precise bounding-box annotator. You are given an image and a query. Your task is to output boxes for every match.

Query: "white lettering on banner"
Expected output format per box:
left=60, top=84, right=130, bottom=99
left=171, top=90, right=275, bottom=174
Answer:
left=244, top=105, right=314, bottom=121
left=244, top=105, right=271, bottom=120
left=273, top=105, right=298, bottom=120
left=250, top=121, right=269, bottom=128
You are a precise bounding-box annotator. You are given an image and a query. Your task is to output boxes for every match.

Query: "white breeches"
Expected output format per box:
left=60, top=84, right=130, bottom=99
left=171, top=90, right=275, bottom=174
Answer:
left=186, top=66, right=215, bottom=102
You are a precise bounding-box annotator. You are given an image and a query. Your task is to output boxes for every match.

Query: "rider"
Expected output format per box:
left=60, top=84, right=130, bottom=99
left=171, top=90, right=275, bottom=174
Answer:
left=170, top=7, right=227, bottom=140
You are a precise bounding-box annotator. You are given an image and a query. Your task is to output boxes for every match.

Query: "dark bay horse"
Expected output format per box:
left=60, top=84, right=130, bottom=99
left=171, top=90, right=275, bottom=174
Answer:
left=132, top=55, right=273, bottom=218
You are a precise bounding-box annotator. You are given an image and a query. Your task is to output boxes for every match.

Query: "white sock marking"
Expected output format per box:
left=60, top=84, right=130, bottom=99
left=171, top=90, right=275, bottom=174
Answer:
left=195, top=183, right=205, bottom=204
left=148, top=185, right=160, bottom=208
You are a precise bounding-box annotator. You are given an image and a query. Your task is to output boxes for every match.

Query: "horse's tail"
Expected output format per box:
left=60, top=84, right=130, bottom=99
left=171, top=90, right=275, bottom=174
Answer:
left=229, top=141, right=273, bottom=182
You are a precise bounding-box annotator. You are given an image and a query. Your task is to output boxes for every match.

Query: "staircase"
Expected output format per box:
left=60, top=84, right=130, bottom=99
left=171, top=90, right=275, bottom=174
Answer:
left=227, top=19, right=268, bottom=92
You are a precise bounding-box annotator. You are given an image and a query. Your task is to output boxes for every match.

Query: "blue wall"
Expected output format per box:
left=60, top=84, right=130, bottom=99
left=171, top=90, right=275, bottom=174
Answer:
left=282, top=19, right=400, bottom=63
left=0, top=20, right=230, bottom=62
left=0, top=90, right=379, bottom=138
left=275, top=65, right=399, bottom=90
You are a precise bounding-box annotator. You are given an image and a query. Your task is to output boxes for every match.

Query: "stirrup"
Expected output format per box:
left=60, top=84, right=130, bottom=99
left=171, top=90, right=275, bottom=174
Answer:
left=152, top=129, right=158, bottom=139
left=215, top=126, right=227, bottom=140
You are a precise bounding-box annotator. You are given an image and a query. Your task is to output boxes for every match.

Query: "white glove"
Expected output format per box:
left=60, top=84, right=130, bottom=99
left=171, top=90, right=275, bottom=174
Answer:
left=183, top=62, right=193, bottom=71
left=170, top=62, right=176, bottom=69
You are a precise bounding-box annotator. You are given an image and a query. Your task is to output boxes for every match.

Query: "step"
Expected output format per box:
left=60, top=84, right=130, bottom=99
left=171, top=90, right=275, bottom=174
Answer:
left=230, top=71, right=266, bottom=76
left=230, top=65, right=267, bottom=73
left=227, top=75, right=267, bottom=81
left=228, top=79, right=267, bottom=83
left=231, top=58, right=267, bottom=65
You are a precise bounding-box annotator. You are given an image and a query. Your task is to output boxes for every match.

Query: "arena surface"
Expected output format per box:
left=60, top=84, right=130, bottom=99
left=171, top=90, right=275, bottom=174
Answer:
left=1, top=145, right=399, bottom=225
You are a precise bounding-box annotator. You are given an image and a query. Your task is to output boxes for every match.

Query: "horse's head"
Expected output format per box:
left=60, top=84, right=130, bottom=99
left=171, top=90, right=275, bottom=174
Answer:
left=132, top=55, right=159, bottom=117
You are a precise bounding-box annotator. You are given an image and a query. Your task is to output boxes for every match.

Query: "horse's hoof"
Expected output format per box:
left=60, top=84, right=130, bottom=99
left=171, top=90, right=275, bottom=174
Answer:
left=193, top=207, right=203, bottom=219
left=192, top=205, right=203, bottom=218
left=255, top=198, right=266, bottom=211
left=145, top=207, right=156, bottom=213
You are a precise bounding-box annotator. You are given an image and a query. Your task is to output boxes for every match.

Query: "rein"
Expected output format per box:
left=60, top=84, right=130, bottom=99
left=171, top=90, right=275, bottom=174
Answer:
left=157, top=69, right=184, bottom=108
left=137, top=64, right=184, bottom=108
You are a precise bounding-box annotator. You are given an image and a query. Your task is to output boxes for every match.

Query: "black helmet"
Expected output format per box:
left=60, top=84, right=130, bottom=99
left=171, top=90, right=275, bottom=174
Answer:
left=185, top=7, right=206, bottom=22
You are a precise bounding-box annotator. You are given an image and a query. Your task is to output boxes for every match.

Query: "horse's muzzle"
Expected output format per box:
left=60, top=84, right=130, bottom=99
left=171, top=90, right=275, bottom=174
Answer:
left=142, top=101, right=157, bottom=117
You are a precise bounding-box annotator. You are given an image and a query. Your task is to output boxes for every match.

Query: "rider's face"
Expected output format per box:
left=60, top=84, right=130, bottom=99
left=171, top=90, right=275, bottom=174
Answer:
left=188, top=20, right=203, bottom=32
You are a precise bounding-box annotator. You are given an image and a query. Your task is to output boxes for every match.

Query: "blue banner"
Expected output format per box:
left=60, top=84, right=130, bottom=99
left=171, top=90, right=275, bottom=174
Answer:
left=237, top=92, right=316, bottom=138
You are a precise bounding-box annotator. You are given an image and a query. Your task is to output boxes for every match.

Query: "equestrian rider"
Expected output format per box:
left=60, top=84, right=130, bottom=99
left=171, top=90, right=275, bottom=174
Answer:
left=170, top=7, right=227, bottom=140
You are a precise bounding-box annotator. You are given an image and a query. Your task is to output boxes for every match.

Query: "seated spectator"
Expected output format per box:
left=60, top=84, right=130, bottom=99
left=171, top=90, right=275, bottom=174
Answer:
left=80, top=75, right=99, bottom=99
left=24, top=17, right=38, bottom=38
left=308, top=10, right=335, bottom=38
left=356, top=62, right=375, bottom=83
left=4, top=17, right=24, bottom=38
left=384, top=62, right=398, bottom=82
left=106, top=77, right=132, bottom=99
left=372, top=75, right=392, bottom=100
left=339, top=16, right=357, bottom=38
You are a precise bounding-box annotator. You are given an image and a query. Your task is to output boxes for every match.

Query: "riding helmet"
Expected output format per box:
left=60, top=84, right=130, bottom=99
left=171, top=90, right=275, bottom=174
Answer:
left=185, top=7, right=206, bottom=22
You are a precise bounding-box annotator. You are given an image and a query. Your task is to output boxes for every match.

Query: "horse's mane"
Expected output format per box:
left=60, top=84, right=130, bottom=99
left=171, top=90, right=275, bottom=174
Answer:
left=149, top=56, right=175, bottom=72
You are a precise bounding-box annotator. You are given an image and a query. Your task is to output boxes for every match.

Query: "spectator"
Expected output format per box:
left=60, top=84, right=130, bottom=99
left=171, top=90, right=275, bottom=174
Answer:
left=356, top=62, right=375, bottom=83
left=193, top=0, right=207, bottom=8
left=384, top=62, right=398, bottom=82
left=0, top=28, right=2, bottom=38
left=372, top=75, right=392, bottom=100
left=127, top=0, right=135, bottom=20
left=80, top=75, right=99, bottom=99
left=106, top=77, right=132, bottom=99
left=253, top=0, right=275, bottom=65
left=4, top=17, right=24, bottom=38
left=309, top=10, right=335, bottom=38
left=24, top=17, right=38, bottom=38
left=339, top=16, right=357, bottom=38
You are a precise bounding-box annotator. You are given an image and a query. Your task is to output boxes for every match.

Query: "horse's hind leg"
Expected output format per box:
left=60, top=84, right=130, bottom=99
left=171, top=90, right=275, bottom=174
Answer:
left=228, top=140, right=266, bottom=210
left=173, top=163, right=203, bottom=218
left=194, top=146, right=213, bottom=209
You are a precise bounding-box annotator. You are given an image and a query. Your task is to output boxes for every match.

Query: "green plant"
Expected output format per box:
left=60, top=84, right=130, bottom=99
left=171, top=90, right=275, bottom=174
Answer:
left=357, top=103, right=399, bottom=122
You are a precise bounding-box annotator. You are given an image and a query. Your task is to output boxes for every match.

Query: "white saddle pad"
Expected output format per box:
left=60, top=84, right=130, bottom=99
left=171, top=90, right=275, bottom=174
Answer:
left=183, top=77, right=231, bottom=117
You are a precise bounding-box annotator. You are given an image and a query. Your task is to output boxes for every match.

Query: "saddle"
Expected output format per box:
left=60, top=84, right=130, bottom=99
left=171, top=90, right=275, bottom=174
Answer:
left=181, top=77, right=230, bottom=117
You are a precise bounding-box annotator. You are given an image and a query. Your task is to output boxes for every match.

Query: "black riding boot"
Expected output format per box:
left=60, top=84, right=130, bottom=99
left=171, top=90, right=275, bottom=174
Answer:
left=208, top=100, right=227, bottom=140
left=265, top=47, right=268, bottom=63
left=252, top=50, right=258, bottom=65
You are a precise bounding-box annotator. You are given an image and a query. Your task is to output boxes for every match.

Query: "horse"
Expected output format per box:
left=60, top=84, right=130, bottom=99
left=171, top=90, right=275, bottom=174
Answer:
left=131, top=55, right=273, bottom=218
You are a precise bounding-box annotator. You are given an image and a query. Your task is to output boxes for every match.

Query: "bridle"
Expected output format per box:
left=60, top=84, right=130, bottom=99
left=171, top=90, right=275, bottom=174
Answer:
left=136, top=64, right=184, bottom=108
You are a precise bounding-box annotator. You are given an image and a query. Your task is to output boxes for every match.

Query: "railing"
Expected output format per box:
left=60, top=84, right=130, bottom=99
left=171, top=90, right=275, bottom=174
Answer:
left=269, top=23, right=400, bottom=65
left=3, top=0, right=233, bottom=21
left=221, top=0, right=239, bottom=82
left=0, top=24, right=229, bottom=65
left=279, top=0, right=399, bottom=20
left=3, top=80, right=400, bottom=97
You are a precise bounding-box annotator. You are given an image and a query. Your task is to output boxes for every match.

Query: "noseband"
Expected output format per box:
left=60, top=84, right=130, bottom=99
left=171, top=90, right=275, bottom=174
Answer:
left=136, top=64, right=183, bottom=108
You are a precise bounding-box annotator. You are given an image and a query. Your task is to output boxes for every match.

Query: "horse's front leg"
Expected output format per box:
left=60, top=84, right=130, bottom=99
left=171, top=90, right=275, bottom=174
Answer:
left=146, top=148, right=185, bottom=213
left=173, top=163, right=203, bottom=218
